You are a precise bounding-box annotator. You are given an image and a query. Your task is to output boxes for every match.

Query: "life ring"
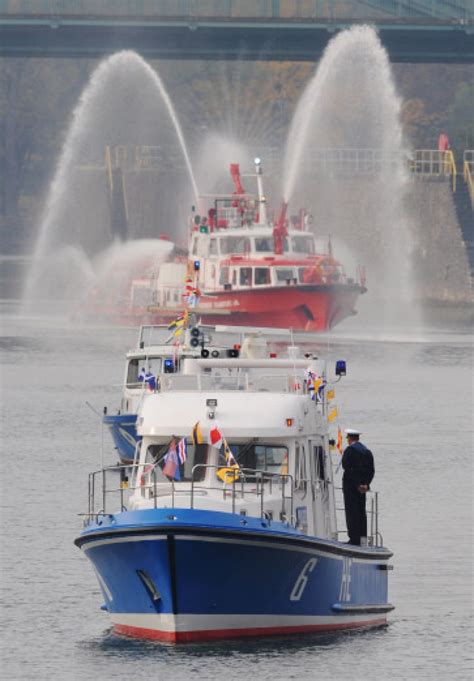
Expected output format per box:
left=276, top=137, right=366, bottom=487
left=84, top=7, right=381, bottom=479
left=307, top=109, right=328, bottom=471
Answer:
left=303, top=258, right=337, bottom=284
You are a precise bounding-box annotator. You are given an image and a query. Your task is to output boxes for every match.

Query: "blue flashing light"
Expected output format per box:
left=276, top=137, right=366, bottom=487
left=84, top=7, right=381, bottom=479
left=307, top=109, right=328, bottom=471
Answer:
left=163, top=358, right=174, bottom=374
left=335, top=360, right=346, bottom=376
left=194, top=260, right=201, bottom=271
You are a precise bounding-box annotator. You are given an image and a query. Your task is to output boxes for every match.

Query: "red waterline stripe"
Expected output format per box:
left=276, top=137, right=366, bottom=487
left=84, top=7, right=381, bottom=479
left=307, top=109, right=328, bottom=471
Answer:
left=114, top=617, right=387, bottom=643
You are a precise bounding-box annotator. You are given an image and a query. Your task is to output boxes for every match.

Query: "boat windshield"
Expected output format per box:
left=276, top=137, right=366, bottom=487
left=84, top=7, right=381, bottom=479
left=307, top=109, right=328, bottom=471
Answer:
left=145, top=442, right=210, bottom=482
left=144, top=441, right=288, bottom=482
left=219, top=442, right=288, bottom=475
left=254, top=236, right=289, bottom=253
left=291, top=235, right=315, bottom=254
left=255, top=237, right=274, bottom=252
left=126, top=357, right=162, bottom=387
left=220, top=236, right=251, bottom=254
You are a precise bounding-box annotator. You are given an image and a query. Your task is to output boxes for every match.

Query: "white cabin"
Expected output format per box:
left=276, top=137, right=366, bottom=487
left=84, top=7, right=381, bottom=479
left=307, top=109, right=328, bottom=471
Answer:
left=127, top=346, right=341, bottom=542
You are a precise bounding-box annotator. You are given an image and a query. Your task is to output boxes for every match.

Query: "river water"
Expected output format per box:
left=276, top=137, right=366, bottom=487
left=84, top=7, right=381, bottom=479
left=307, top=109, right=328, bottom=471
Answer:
left=0, top=303, right=472, bottom=680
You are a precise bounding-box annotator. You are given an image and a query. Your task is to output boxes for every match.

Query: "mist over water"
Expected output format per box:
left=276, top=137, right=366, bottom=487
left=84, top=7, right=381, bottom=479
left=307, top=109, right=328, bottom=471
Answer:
left=23, top=51, right=198, bottom=313
left=194, top=133, right=249, bottom=193
left=283, top=26, right=418, bottom=326
left=18, top=30, right=467, bottom=330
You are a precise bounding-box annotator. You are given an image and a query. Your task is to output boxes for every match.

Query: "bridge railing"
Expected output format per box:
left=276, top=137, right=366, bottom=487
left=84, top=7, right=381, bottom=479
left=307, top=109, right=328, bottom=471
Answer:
left=410, top=149, right=457, bottom=191
left=1, top=0, right=472, bottom=21
left=463, top=150, right=474, bottom=207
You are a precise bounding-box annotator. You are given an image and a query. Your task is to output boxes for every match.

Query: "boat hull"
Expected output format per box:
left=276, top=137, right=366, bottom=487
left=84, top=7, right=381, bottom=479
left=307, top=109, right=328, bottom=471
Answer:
left=153, top=283, right=365, bottom=332
left=76, top=509, right=393, bottom=643
left=103, top=413, right=139, bottom=464
left=80, top=284, right=365, bottom=332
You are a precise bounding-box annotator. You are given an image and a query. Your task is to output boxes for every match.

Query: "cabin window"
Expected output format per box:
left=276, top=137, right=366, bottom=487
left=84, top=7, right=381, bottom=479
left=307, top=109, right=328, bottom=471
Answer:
left=239, top=267, right=252, bottom=286
left=298, top=267, right=306, bottom=283
left=292, top=236, right=315, bottom=254
left=220, top=236, right=251, bottom=254
left=314, top=445, right=326, bottom=482
left=220, top=443, right=288, bottom=475
left=255, top=237, right=274, bottom=252
left=294, top=443, right=308, bottom=493
left=232, top=269, right=237, bottom=285
left=146, top=442, right=209, bottom=482
left=254, top=267, right=270, bottom=285
left=126, top=358, right=141, bottom=386
left=209, top=239, right=218, bottom=256
left=127, top=357, right=162, bottom=388
left=275, top=268, right=296, bottom=284
left=219, top=267, right=229, bottom=285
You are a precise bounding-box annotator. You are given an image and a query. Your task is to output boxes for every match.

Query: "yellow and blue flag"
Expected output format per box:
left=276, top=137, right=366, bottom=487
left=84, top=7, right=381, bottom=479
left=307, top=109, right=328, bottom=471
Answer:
left=217, top=438, right=240, bottom=483
left=192, top=421, right=203, bottom=446
left=337, top=426, right=343, bottom=454
left=168, top=316, right=185, bottom=331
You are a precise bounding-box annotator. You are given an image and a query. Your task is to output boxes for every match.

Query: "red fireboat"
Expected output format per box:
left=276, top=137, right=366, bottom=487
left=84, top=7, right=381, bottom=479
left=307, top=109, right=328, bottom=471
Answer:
left=146, top=158, right=366, bottom=331
left=84, top=159, right=366, bottom=331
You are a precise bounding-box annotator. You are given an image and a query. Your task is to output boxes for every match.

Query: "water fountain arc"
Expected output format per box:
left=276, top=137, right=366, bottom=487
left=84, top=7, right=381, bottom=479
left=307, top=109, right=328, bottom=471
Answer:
left=23, top=50, right=199, bottom=311
left=281, top=25, right=418, bottom=326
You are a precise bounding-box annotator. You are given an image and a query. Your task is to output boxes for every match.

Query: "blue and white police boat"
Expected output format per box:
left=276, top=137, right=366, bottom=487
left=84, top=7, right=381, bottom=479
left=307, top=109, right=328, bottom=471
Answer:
left=103, top=323, right=245, bottom=464
left=76, top=332, right=394, bottom=642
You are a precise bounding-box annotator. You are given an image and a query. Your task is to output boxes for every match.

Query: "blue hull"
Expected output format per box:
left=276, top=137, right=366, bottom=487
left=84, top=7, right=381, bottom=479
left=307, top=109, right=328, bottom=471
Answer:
left=75, top=508, right=394, bottom=642
left=103, top=413, right=139, bottom=464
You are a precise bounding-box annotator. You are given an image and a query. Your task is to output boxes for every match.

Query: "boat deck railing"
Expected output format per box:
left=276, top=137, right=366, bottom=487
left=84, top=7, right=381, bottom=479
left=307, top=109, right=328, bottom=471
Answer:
left=82, top=463, right=295, bottom=528
left=334, top=485, right=383, bottom=548
left=157, top=371, right=325, bottom=399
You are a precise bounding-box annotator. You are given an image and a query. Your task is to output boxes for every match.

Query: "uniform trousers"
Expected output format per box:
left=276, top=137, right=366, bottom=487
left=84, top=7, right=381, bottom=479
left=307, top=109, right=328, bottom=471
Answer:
left=343, top=484, right=367, bottom=545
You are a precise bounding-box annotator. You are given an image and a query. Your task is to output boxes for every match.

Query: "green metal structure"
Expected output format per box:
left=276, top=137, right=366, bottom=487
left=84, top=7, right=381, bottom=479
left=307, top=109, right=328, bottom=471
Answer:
left=0, top=1, right=472, bottom=61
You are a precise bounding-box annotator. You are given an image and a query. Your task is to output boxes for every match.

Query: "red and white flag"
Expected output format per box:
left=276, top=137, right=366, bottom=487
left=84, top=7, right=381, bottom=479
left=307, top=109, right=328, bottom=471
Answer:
left=177, top=437, right=188, bottom=464
left=209, top=424, right=223, bottom=449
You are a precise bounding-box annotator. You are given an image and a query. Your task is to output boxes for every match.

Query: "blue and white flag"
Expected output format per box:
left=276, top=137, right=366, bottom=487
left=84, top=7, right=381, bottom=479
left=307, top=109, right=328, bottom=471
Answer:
left=177, top=437, right=188, bottom=464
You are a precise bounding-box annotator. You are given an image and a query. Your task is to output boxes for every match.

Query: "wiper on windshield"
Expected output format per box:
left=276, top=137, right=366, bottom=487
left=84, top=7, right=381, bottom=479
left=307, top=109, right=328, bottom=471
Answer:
left=235, top=438, right=258, bottom=463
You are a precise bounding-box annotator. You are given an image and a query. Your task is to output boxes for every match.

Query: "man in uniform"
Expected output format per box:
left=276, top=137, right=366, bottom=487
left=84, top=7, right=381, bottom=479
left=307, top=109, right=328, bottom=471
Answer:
left=342, top=428, right=375, bottom=546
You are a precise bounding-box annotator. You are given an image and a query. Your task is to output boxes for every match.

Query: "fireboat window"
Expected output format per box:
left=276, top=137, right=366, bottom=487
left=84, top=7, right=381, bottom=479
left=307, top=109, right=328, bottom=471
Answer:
left=239, top=267, right=252, bottom=286
left=219, top=267, right=229, bottom=285
left=145, top=442, right=209, bottom=482
left=220, top=236, right=251, bottom=254
left=275, top=268, right=296, bottom=284
left=254, top=237, right=274, bottom=252
left=209, top=239, right=218, bottom=256
left=254, top=267, right=271, bottom=285
left=292, top=236, right=315, bottom=254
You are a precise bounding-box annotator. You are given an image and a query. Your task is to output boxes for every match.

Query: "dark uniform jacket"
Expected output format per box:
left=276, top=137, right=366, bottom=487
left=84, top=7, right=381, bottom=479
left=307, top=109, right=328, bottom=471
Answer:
left=342, top=442, right=375, bottom=490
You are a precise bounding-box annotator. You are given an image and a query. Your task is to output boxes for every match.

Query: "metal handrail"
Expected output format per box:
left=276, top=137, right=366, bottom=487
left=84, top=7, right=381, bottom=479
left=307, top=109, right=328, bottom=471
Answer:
left=410, top=149, right=457, bottom=191
left=463, top=152, right=474, bottom=207
left=190, top=464, right=294, bottom=521
left=334, top=486, right=382, bottom=548
left=84, top=462, right=294, bottom=526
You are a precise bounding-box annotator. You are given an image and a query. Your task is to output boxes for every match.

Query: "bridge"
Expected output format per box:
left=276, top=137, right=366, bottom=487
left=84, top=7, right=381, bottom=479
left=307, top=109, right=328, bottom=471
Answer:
left=0, top=1, right=473, bottom=63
